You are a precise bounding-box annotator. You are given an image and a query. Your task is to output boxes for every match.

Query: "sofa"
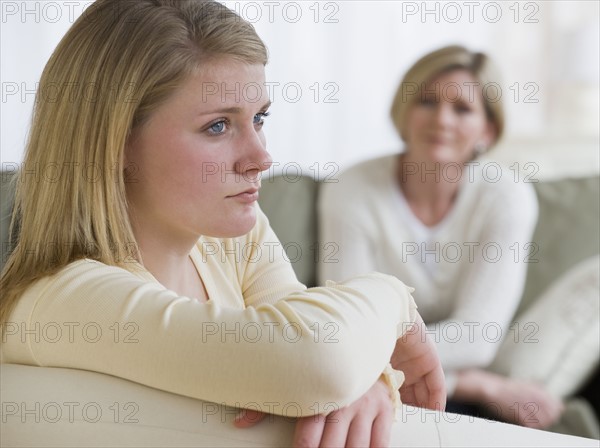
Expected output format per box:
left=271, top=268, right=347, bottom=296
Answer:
left=1, top=169, right=599, bottom=446
left=257, top=172, right=600, bottom=438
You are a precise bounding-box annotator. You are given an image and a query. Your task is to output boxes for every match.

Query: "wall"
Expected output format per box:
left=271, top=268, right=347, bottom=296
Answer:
left=1, top=1, right=598, bottom=180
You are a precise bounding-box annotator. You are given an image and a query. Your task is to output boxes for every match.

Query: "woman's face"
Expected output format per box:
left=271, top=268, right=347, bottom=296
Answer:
left=125, top=57, right=272, bottom=241
left=404, top=69, right=496, bottom=165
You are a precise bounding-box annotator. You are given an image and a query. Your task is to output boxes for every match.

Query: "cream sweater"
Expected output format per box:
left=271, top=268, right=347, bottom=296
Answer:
left=2, top=205, right=417, bottom=417
left=318, top=154, right=538, bottom=393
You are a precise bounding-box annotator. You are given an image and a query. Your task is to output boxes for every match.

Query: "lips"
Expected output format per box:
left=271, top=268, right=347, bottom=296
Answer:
left=427, top=136, right=450, bottom=145
left=227, top=187, right=260, bottom=203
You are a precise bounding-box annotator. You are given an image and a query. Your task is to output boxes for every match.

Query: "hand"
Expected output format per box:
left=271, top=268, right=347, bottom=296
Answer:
left=390, top=313, right=446, bottom=411
left=485, top=374, right=564, bottom=429
left=454, top=369, right=564, bottom=429
left=235, top=377, right=394, bottom=447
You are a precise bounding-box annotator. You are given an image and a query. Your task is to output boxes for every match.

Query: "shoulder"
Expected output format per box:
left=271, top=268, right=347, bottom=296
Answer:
left=7, top=259, right=161, bottom=326
left=337, top=153, right=398, bottom=186
left=465, top=160, right=539, bottom=222
left=44, top=259, right=157, bottom=293
left=319, top=153, right=398, bottom=206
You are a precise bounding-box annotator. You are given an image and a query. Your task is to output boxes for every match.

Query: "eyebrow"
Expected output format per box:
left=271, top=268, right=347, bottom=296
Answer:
left=198, top=100, right=272, bottom=116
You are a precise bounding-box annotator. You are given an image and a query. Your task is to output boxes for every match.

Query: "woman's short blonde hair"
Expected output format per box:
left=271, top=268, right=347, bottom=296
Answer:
left=390, top=45, right=505, bottom=145
left=1, top=0, right=268, bottom=326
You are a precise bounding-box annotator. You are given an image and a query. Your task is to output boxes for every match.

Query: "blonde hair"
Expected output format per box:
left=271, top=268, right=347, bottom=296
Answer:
left=0, top=0, right=268, bottom=327
left=390, top=45, right=504, bottom=145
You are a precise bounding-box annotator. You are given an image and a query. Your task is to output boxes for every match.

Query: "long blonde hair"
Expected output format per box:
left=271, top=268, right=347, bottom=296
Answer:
left=0, top=0, right=268, bottom=326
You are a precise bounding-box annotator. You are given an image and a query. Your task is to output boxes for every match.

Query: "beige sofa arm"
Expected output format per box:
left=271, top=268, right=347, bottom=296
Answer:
left=2, top=364, right=597, bottom=447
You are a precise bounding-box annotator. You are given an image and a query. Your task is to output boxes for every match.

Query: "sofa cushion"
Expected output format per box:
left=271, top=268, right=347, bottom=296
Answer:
left=490, top=255, right=600, bottom=398
left=0, top=171, right=17, bottom=270
left=519, top=177, right=600, bottom=315
left=258, top=175, right=319, bottom=287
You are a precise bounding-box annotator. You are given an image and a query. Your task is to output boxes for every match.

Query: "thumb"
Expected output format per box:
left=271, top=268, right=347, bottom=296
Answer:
left=233, top=409, right=267, bottom=428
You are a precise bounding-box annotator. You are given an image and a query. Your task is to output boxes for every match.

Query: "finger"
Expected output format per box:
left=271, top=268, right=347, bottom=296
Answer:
left=370, top=411, right=393, bottom=448
left=345, top=416, right=374, bottom=448
left=426, top=370, right=447, bottom=411
left=414, top=379, right=430, bottom=409
left=233, top=409, right=267, bottom=428
left=394, top=360, right=426, bottom=383
left=525, top=409, right=545, bottom=429
left=319, top=411, right=351, bottom=448
left=293, top=414, right=326, bottom=448
left=399, top=385, right=417, bottom=408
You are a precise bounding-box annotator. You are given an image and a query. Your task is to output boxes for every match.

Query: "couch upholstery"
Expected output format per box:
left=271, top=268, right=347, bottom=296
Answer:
left=2, top=363, right=598, bottom=447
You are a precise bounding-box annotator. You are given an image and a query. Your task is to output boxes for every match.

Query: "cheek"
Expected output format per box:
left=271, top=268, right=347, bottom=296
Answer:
left=162, top=137, right=223, bottom=184
left=404, top=110, right=428, bottom=140
left=459, top=117, right=488, bottom=142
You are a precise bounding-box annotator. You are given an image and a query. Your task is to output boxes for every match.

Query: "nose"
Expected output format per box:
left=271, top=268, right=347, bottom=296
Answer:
left=432, top=102, right=454, bottom=128
left=236, top=126, right=273, bottom=180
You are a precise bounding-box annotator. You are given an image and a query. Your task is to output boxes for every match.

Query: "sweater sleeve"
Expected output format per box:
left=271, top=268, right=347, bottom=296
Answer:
left=3, top=248, right=416, bottom=418
left=430, top=181, right=539, bottom=378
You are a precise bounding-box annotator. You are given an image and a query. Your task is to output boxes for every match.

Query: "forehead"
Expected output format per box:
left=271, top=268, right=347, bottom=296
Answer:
left=428, top=69, right=478, bottom=86
left=169, top=58, right=268, bottom=111
left=425, top=69, right=484, bottom=103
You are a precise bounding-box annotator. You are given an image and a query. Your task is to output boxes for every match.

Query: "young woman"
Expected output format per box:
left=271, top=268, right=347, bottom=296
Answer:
left=318, top=46, right=565, bottom=429
left=0, top=1, right=444, bottom=446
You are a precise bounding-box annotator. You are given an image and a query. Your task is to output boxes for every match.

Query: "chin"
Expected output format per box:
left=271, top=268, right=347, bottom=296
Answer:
left=425, top=147, right=464, bottom=165
left=209, top=210, right=257, bottom=239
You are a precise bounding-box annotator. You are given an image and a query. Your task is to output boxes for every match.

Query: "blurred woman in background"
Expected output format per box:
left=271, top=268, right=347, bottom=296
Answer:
left=318, top=45, right=566, bottom=429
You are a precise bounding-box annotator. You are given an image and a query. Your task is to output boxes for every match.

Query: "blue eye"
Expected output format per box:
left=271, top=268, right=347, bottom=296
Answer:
left=254, top=111, right=270, bottom=126
left=208, top=121, right=226, bottom=135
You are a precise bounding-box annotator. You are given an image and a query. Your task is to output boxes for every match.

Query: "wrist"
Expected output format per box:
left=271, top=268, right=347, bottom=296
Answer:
left=454, top=369, right=500, bottom=403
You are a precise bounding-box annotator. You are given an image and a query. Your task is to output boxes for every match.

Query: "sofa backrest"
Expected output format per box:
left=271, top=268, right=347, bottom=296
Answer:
left=1, top=171, right=599, bottom=316
left=519, top=176, right=600, bottom=312
left=258, top=175, right=320, bottom=287
left=0, top=172, right=16, bottom=271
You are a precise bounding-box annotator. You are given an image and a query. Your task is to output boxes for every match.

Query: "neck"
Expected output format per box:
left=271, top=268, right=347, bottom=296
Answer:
left=129, top=214, right=199, bottom=292
left=396, top=151, right=464, bottom=226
